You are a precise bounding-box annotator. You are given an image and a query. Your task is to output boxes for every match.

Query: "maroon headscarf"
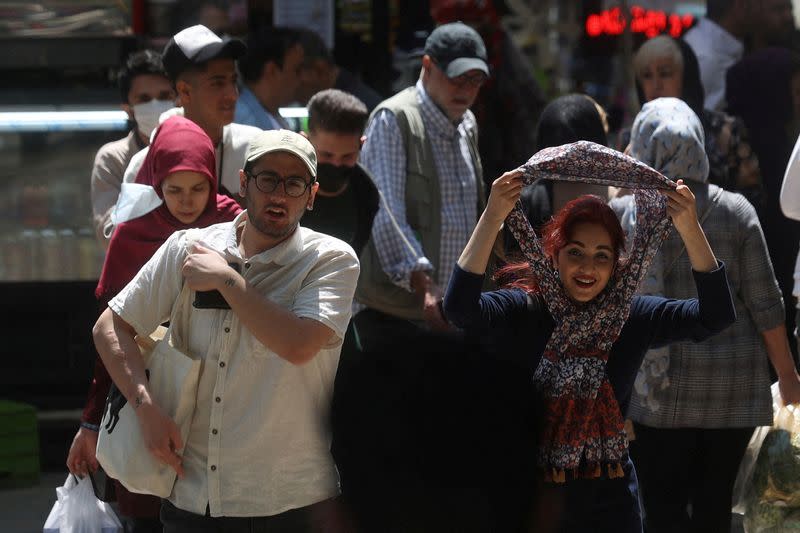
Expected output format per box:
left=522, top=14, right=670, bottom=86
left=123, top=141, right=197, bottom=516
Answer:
left=95, top=116, right=241, bottom=304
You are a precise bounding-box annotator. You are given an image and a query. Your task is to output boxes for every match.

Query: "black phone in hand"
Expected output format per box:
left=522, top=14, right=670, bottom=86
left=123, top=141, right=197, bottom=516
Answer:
left=192, top=262, right=239, bottom=309
left=193, top=289, right=231, bottom=309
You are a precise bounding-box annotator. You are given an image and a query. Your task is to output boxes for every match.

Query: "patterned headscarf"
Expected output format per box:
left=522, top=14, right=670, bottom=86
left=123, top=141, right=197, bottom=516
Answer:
left=505, top=141, right=676, bottom=482
left=625, top=98, right=709, bottom=416
left=630, top=97, right=709, bottom=184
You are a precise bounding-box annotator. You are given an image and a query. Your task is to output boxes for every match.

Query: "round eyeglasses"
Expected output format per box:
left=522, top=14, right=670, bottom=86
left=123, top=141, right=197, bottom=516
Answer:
left=246, top=171, right=313, bottom=197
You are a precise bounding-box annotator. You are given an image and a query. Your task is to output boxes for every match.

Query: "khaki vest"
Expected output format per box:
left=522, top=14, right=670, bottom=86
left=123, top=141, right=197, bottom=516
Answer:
left=356, top=87, right=484, bottom=321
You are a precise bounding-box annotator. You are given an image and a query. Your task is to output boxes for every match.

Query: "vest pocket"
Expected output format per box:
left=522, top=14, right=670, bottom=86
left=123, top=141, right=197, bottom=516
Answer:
left=405, top=171, right=432, bottom=231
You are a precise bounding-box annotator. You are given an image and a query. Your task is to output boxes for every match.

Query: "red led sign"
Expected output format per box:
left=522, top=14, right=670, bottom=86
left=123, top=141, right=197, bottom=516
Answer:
left=586, top=6, right=695, bottom=38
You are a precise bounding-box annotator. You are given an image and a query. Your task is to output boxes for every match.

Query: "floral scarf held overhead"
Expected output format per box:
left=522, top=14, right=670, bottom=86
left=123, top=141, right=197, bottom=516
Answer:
left=504, top=141, right=676, bottom=483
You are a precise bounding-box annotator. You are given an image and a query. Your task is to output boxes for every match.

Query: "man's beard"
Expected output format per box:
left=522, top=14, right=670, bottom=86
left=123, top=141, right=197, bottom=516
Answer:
left=247, top=212, right=298, bottom=240
left=244, top=188, right=303, bottom=241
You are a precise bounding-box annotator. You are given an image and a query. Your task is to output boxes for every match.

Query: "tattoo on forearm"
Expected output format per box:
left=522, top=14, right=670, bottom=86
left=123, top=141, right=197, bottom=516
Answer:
left=224, top=277, right=235, bottom=288
left=134, top=394, right=143, bottom=409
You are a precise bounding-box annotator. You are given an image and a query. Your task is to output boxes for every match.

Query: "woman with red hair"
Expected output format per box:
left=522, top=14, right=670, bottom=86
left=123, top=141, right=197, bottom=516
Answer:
left=443, top=143, right=736, bottom=532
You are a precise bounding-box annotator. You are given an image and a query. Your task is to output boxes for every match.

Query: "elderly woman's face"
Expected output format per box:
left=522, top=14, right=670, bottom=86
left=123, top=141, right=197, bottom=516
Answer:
left=639, top=56, right=683, bottom=102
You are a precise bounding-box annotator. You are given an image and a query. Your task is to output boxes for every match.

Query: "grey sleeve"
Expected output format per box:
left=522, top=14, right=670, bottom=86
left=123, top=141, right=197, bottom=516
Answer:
left=735, top=195, right=785, bottom=331
left=90, top=145, right=126, bottom=244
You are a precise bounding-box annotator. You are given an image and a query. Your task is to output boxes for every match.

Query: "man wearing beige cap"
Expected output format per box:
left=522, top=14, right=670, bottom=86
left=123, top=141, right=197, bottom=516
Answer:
left=93, top=129, right=359, bottom=531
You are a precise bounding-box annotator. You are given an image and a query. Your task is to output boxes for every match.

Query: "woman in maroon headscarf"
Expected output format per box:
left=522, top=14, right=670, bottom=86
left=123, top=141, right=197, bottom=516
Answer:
left=66, top=116, right=241, bottom=532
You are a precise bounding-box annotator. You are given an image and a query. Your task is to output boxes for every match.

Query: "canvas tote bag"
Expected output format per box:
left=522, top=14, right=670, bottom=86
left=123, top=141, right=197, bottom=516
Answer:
left=96, top=279, right=201, bottom=497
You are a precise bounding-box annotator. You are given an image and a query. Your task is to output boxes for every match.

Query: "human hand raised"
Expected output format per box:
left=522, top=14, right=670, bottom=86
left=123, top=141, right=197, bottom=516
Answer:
left=182, top=243, right=233, bottom=292
left=66, top=426, right=99, bottom=478
left=663, top=179, right=700, bottom=237
left=485, top=170, right=524, bottom=225
left=664, top=179, right=717, bottom=272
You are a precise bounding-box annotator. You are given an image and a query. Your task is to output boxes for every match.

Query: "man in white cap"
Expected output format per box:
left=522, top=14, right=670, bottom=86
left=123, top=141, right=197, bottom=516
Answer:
left=93, top=129, right=359, bottom=531
left=112, top=24, right=262, bottom=237
left=355, top=21, right=489, bottom=348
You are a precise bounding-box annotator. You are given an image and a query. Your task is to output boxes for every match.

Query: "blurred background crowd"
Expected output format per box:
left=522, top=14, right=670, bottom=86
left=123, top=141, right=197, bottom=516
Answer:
left=3, top=0, right=800, bottom=530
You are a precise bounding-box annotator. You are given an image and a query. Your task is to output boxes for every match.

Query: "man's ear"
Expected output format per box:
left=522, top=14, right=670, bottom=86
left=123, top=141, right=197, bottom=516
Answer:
left=263, top=61, right=279, bottom=80
left=122, top=103, right=133, bottom=121
left=359, top=135, right=366, bottom=148
left=306, top=181, right=319, bottom=211
left=421, top=54, right=432, bottom=70
left=175, top=79, right=191, bottom=106
left=239, top=169, right=247, bottom=197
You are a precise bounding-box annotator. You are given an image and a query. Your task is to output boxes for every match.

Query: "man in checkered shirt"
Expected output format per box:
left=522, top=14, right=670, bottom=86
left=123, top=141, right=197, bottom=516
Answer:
left=353, top=22, right=489, bottom=349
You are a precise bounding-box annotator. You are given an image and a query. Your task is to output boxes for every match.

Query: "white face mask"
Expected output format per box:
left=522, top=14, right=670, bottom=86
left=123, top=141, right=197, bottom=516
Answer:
left=132, top=99, right=175, bottom=139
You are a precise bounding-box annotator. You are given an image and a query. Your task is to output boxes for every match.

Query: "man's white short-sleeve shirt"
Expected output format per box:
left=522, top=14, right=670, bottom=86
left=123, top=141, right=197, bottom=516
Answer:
left=109, top=212, right=360, bottom=517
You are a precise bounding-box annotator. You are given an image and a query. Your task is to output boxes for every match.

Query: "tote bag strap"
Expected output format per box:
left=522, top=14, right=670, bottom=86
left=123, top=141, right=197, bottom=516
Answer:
left=162, top=229, right=204, bottom=352
left=163, top=281, right=192, bottom=353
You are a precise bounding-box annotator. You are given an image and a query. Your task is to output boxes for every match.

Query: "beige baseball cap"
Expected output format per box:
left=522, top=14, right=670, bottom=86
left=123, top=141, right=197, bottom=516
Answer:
left=245, top=129, right=317, bottom=179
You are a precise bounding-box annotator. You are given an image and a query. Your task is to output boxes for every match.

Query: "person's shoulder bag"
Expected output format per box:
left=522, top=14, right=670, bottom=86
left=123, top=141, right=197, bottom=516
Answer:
left=95, top=274, right=200, bottom=497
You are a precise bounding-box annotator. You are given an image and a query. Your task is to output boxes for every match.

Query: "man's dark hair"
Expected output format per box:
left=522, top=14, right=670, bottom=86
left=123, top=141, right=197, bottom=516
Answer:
left=308, top=89, right=369, bottom=136
left=239, top=27, right=304, bottom=83
left=298, top=29, right=334, bottom=65
left=118, top=50, right=168, bottom=103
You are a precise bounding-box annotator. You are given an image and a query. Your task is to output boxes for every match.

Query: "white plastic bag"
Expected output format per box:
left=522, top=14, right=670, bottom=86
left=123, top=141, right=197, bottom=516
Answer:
left=42, top=475, right=122, bottom=533
left=732, top=383, right=800, bottom=532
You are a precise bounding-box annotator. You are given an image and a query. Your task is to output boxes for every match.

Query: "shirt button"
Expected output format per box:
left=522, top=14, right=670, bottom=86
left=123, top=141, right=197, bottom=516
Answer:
left=212, top=429, right=218, bottom=435
left=215, top=396, right=221, bottom=403
left=224, top=327, right=230, bottom=333
left=210, top=465, right=217, bottom=471
left=219, top=361, right=225, bottom=368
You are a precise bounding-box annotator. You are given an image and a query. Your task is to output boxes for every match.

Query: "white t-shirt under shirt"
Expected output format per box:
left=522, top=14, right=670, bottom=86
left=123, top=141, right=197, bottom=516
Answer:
left=109, top=212, right=359, bottom=517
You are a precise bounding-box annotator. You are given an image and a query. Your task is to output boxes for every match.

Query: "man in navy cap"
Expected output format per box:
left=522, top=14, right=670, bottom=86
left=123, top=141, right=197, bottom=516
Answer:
left=355, top=22, right=489, bottom=347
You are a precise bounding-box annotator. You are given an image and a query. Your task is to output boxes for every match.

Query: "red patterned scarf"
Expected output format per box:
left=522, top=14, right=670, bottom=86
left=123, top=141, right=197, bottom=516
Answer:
left=505, top=141, right=675, bottom=482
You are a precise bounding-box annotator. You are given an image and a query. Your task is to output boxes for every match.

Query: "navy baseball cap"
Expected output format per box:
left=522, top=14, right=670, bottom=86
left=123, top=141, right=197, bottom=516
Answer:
left=162, top=25, right=246, bottom=80
left=423, top=22, right=489, bottom=78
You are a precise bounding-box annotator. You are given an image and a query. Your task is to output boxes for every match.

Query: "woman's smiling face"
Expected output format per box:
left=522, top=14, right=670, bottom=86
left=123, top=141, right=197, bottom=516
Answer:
left=553, top=222, right=616, bottom=302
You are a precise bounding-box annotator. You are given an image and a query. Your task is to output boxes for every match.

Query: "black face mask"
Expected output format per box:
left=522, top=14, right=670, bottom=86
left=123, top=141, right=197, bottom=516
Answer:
left=316, top=163, right=354, bottom=194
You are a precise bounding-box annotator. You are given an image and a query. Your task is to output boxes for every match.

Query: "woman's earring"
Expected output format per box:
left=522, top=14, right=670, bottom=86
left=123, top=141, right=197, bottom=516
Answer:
left=306, top=204, right=314, bottom=211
